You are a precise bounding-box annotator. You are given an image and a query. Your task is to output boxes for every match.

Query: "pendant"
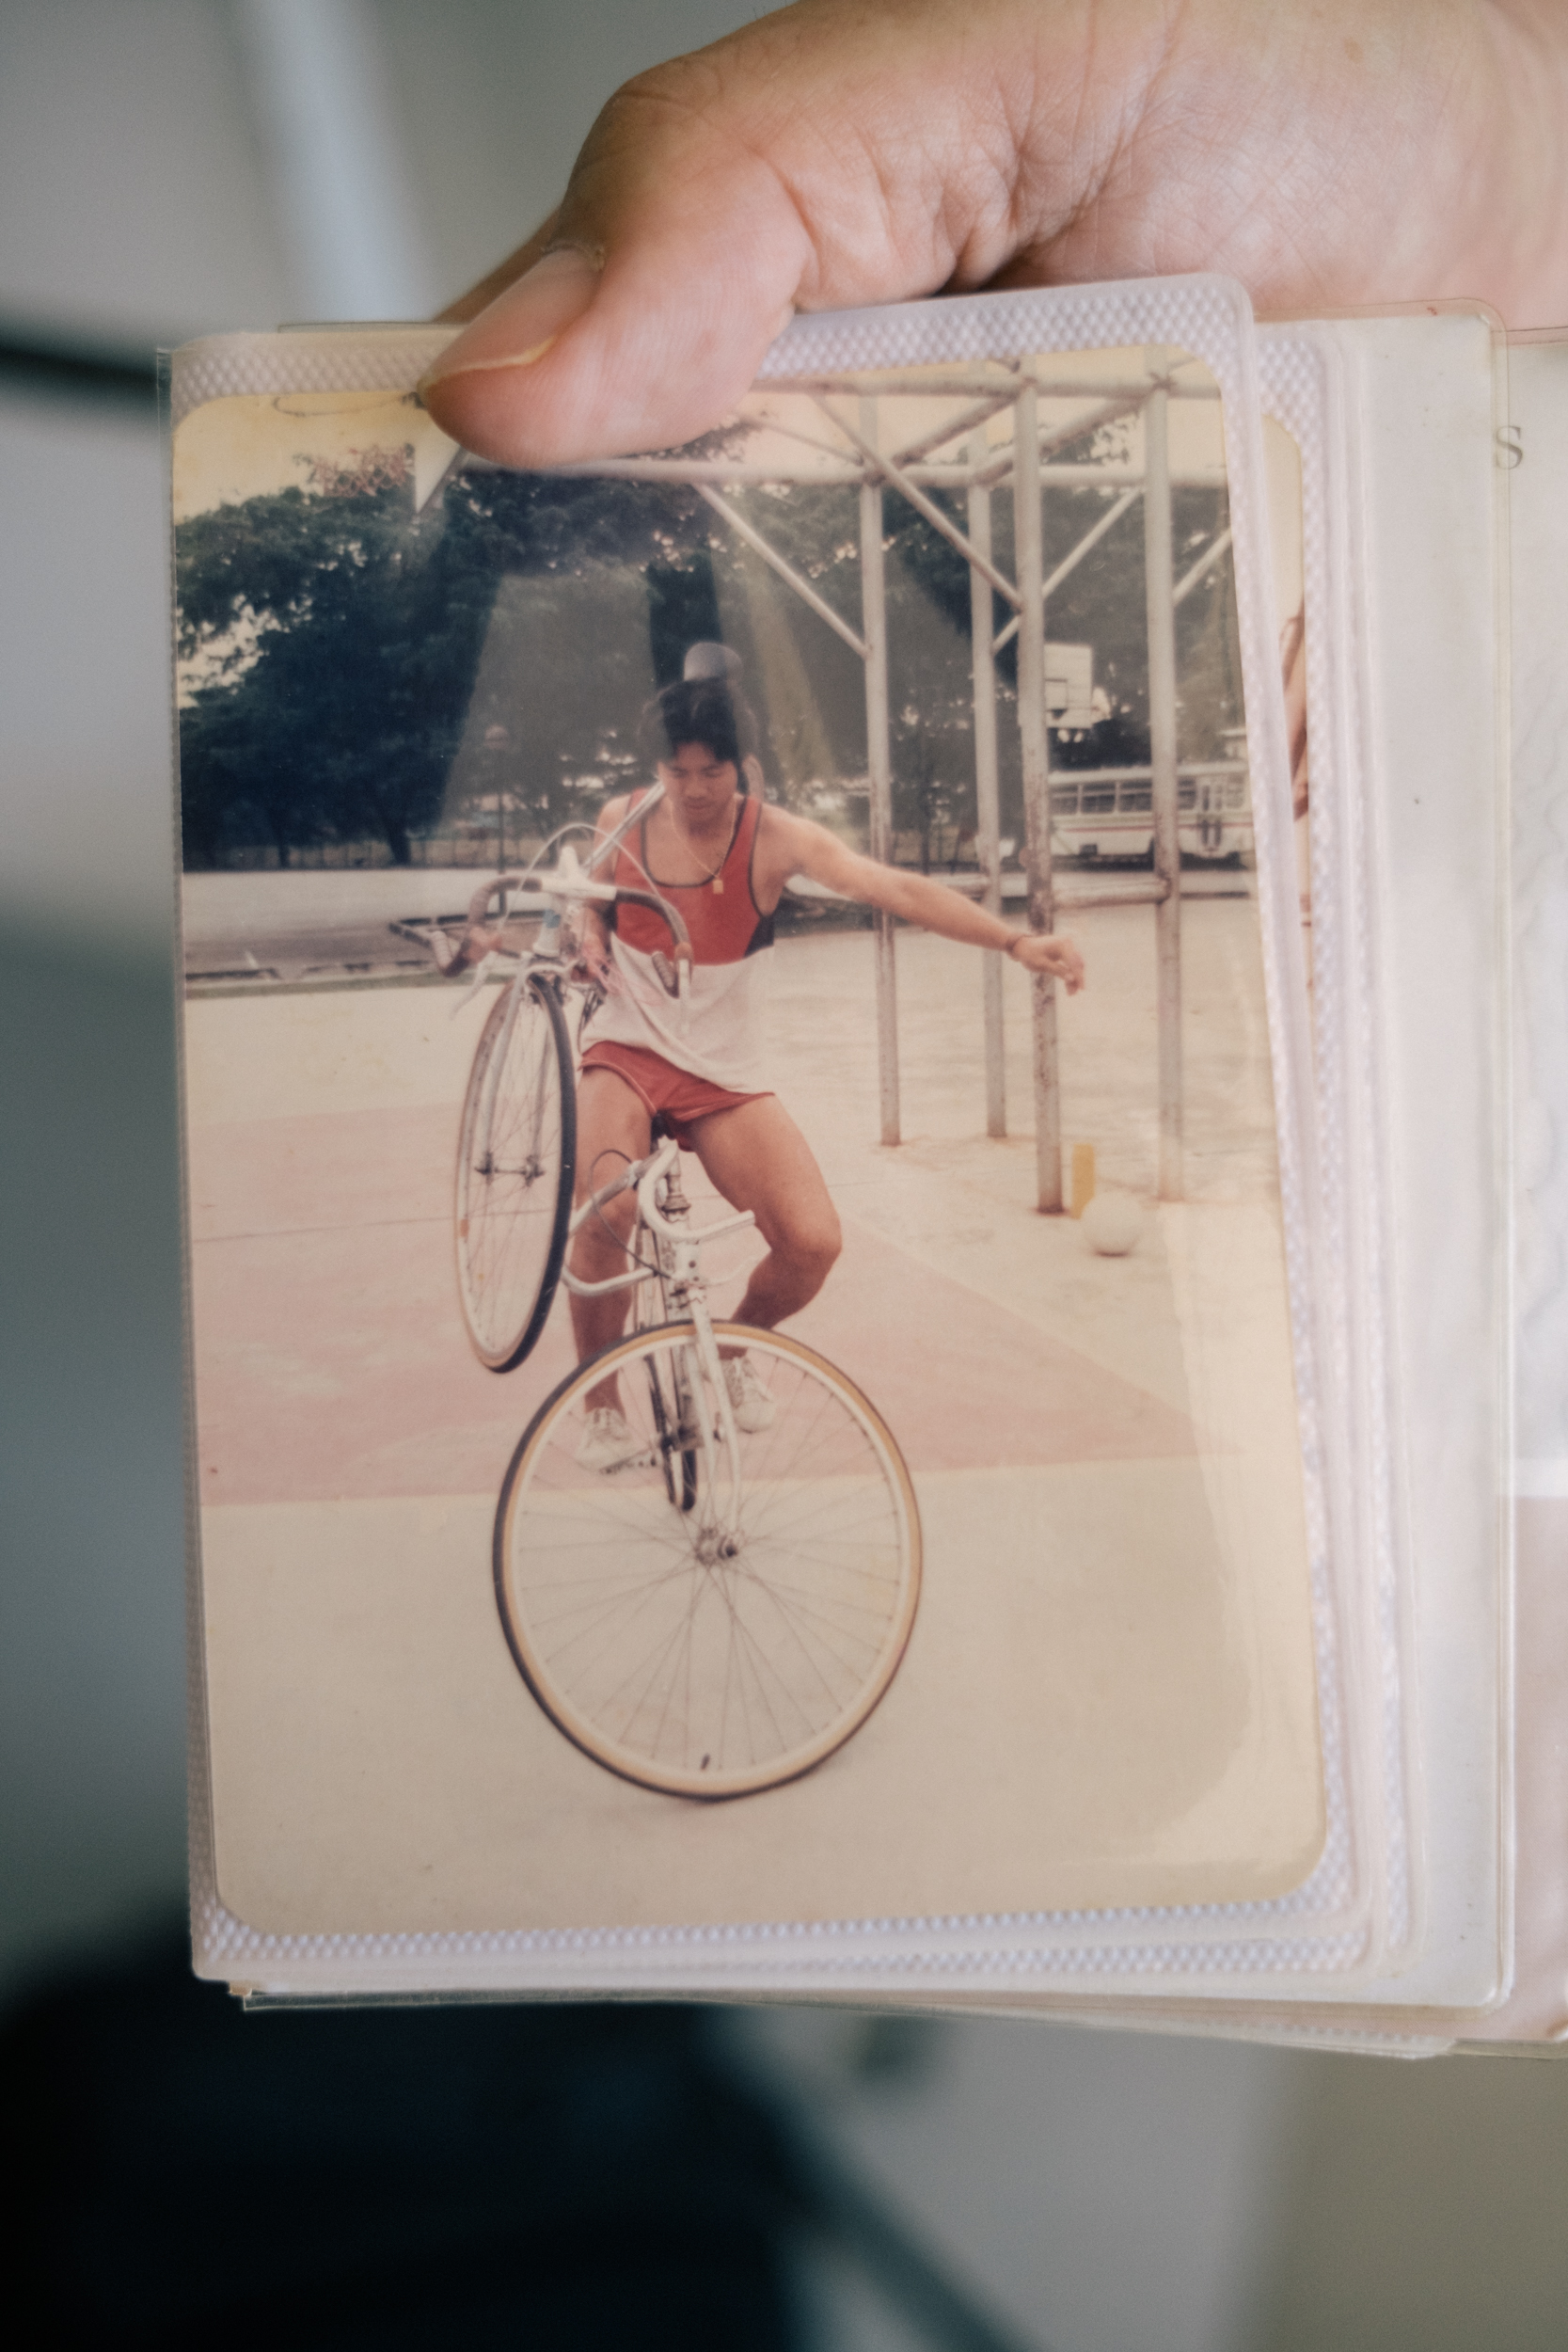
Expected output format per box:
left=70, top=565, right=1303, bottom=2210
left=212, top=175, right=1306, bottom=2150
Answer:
left=712, top=876, right=724, bottom=894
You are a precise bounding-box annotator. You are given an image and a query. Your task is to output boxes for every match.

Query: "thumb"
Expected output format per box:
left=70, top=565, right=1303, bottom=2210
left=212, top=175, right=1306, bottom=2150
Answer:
left=419, top=0, right=1055, bottom=467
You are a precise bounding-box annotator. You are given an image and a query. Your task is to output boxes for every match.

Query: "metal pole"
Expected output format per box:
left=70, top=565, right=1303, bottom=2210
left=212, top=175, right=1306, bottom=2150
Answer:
left=1144, top=366, right=1183, bottom=1200
left=968, top=427, right=1006, bottom=1137
left=694, top=485, right=867, bottom=658
left=817, top=400, right=1022, bottom=611
left=860, top=396, right=900, bottom=1147
left=1012, top=379, right=1062, bottom=1212
left=540, top=455, right=1225, bottom=488
left=992, top=489, right=1141, bottom=656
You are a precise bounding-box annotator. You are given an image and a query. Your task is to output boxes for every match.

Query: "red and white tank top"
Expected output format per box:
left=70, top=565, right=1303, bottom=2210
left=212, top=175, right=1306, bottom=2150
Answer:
left=582, top=788, right=775, bottom=1089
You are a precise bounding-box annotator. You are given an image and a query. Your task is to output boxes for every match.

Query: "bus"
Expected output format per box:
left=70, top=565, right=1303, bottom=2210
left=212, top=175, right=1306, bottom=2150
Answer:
left=1042, top=653, right=1253, bottom=866
left=1048, top=760, right=1253, bottom=866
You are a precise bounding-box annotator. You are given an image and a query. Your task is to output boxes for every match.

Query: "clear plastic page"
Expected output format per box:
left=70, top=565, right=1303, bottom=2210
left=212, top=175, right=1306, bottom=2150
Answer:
left=1465, top=328, right=1568, bottom=2044
left=883, top=308, right=1518, bottom=2039
left=172, top=280, right=1380, bottom=1998
left=174, top=283, right=1518, bottom=2021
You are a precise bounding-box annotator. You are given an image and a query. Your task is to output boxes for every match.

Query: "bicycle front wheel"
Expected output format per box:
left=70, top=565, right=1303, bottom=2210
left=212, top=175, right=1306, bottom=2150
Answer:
left=494, top=1324, right=921, bottom=1799
left=455, top=973, right=575, bottom=1371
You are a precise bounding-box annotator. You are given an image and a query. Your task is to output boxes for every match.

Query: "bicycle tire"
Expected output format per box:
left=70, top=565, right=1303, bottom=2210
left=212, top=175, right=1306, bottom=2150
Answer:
left=494, top=1323, right=922, bottom=1799
left=454, top=973, right=576, bottom=1372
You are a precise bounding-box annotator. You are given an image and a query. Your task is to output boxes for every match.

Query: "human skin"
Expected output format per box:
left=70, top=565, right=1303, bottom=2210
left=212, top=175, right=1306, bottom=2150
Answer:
left=578, top=747, right=1086, bottom=990
left=420, top=0, right=1568, bottom=467
left=569, top=1074, right=841, bottom=1404
left=566, top=744, right=1084, bottom=1394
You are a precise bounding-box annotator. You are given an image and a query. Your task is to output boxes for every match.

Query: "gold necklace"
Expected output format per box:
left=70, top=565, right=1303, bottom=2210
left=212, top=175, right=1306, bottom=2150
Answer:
left=667, top=802, right=742, bottom=893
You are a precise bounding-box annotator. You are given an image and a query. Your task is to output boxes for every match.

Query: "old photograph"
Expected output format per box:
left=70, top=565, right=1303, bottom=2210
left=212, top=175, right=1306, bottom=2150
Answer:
left=173, top=347, right=1324, bottom=1934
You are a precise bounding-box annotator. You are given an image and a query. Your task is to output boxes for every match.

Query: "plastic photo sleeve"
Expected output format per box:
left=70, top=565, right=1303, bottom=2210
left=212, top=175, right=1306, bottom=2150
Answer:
left=172, top=280, right=1352, bottom=2001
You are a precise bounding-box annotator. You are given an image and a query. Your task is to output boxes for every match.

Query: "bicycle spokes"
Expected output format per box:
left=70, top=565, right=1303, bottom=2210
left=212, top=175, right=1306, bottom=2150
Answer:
left=495, top=1327, right=920, bottom=1797
left=455, top=976, right=576, bottom=1372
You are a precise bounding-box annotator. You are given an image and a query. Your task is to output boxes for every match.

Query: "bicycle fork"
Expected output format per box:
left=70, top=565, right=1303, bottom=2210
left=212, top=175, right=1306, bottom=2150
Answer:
left=564, top=1139, right=755, bottom=1538
left=651, top=1168, right=747, bottom=1549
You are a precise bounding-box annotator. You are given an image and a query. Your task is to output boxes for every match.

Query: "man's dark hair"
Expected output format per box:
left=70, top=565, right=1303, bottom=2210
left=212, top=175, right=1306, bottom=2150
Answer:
left=639, top=677, right=759, bottom=777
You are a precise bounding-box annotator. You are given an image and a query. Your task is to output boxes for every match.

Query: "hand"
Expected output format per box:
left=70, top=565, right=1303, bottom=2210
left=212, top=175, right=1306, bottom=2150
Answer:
left=565, top=912, right=616, bottom=993
left=435, top=922, right=505, bottom=976
left=569, top=944, right=617, bottom=993
left=421, top=0, right=1568, bottom=468
left=1010, top=931, right=1085, bottom=993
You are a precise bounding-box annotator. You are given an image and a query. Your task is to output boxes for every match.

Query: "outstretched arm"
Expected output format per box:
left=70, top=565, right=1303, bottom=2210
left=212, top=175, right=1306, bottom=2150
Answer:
left=422, top=0, right=1568, bottom=469
left=779, top=812, right=1085, bottom=993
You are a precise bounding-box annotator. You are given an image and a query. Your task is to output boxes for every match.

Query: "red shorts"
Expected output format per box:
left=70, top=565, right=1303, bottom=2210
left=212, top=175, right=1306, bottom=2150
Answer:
left=578, top=1041, right=771, bottom=1148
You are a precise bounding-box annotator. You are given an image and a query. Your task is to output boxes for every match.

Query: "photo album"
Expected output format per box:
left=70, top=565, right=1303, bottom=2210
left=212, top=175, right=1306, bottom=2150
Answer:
left=167, top=274, right=1566, bottom=2052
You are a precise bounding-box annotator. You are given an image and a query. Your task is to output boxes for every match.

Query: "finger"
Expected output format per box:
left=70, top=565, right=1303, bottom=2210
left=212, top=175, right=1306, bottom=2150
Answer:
left=420, top=0, right=1072, bottom=466
left=420, top=0, right=1564, bottom=469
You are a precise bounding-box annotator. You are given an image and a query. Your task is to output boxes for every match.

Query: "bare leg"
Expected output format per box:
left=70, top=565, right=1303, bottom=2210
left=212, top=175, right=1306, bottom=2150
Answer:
left=569, top=1068, right=651, bottom=1408
left=688, top=1094, right=842, bottom=1341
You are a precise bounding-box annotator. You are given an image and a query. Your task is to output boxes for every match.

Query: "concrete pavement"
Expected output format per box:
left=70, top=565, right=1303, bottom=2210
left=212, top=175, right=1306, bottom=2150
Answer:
left=183, top=915, right=1323, bottom=1939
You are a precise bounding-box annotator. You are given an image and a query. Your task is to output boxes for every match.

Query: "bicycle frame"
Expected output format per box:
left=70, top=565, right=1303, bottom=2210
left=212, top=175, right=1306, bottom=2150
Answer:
left=463, top=782, right=688, bottom=975
left=562, top=1136, right=757, bottom=1538
left=453, top=783, right=693, bottom=1181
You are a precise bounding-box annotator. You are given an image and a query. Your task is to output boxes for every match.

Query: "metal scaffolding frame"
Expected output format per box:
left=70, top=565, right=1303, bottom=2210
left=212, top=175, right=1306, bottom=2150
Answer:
left=535, top=362, right=1230, bottom=1206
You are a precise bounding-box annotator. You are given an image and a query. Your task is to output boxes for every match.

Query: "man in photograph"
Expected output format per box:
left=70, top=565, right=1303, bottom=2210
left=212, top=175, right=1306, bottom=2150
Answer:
left=566, top=661, right=1085, bottom=1469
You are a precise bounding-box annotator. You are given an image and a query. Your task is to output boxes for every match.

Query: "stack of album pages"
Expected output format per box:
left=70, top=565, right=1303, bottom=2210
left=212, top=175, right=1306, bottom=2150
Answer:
left=168, top=273, right=1568, bottom=2051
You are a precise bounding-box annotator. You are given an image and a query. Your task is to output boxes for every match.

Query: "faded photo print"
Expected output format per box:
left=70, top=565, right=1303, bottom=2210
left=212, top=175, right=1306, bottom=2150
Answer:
left=173, top=346, right=1324, bottom=1937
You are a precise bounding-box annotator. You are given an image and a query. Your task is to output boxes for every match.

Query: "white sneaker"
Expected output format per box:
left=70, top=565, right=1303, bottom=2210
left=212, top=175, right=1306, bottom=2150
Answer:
left=576, top=1406, right=639, bottom=1472
left=723, top=1353, right=777, bottom=1434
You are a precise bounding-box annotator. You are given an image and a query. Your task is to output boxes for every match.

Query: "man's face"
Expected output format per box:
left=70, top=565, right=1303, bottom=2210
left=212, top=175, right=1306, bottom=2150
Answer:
left=657, top=740, right=739, bottom=828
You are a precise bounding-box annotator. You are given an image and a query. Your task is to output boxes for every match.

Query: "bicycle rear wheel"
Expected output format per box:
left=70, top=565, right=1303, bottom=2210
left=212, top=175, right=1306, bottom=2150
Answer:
left=455, top=973, right=575, bottom=1371
left=494, top=1324, right=921, bottom=1798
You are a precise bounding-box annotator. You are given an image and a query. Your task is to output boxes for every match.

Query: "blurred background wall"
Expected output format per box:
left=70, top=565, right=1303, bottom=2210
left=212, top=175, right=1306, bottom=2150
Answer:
left=2, top=8, right=1566, bottom=2349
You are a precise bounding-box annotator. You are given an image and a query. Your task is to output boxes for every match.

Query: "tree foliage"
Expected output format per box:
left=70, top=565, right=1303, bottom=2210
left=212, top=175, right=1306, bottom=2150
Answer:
left=177, top=452, right=496, bottom=866
left=175, top=436, right=1243, bottom=871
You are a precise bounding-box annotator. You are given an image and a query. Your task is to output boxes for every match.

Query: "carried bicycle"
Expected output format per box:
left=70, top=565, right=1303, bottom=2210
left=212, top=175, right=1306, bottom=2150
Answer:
left=426, top=802, right=922, bottom=1799
left=440, top=787, right=691, bottom=1372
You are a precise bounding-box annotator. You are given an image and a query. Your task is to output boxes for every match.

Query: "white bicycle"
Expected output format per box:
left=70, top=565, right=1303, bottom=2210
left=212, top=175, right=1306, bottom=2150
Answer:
left=428, top=801, right=922, bottom=1799
left=493, top=1134, right=922, bottom=1799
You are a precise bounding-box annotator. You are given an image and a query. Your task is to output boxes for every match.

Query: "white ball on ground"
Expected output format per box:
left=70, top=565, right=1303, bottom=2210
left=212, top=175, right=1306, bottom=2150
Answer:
left=1080, top=1192, right=1143, bottom=1255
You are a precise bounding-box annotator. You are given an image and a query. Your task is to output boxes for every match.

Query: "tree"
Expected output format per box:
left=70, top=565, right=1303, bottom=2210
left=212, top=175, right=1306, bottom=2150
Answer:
left=177, top=447, right=502, bottom=866
left=175, top=422, right=1243, bottom=875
